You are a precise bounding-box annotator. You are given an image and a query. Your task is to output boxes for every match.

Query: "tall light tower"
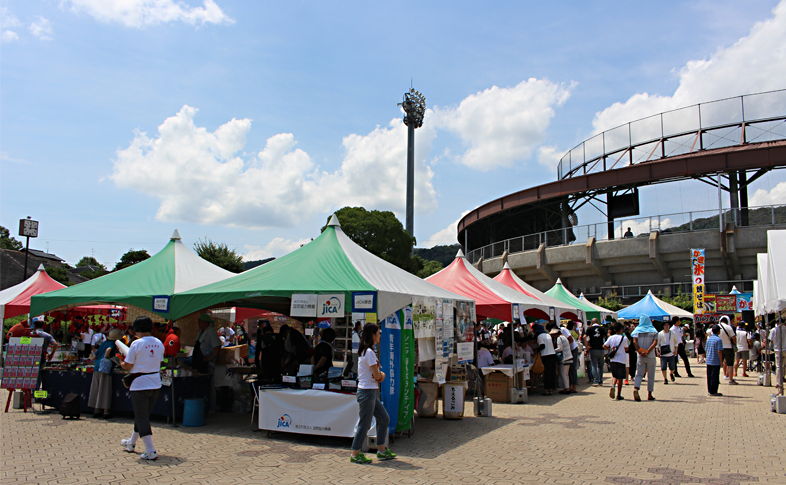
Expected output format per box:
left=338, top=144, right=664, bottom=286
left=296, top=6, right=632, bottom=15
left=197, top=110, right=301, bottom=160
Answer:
left=399, top=88, right=426, bottom=237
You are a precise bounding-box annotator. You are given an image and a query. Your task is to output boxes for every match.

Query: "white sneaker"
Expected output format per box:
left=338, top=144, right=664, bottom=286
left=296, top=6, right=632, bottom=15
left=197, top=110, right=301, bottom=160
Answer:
left=120, top=439, right=135, bottom=453
left=140, top=451, right=158, bottom=460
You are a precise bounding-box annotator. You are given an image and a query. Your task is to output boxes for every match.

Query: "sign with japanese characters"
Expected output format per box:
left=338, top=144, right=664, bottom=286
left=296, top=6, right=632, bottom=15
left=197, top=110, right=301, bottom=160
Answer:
left=691, top=249, right=705, bottom=314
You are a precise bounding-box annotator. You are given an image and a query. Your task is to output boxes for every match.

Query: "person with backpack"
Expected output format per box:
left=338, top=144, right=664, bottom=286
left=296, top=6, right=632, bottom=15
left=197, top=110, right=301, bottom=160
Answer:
left=603, top=322, right=629, bottom=401
left=657, top=320, right=679, bottom=385
left=350, top=323, right=396, bottom=464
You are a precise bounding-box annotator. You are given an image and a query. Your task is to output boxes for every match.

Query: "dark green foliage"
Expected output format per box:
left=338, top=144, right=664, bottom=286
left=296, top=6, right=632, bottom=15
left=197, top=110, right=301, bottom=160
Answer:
left=244, top=258, right=275, bottom=270
left=113, top=249, right=151, bottom=271
left=194, top=239, right=244, bottom=273
left=0, top=225, right=23, bottom=251
left=45, top=266, right=72, bottom=286
left=414, top=244, right=461, bottom=267
left=323, top=207, right=418, bottom=273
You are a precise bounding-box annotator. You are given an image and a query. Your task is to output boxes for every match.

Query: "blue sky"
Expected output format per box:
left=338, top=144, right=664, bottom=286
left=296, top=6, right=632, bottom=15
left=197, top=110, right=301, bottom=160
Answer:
left=2, top=0, right=786, bottom=266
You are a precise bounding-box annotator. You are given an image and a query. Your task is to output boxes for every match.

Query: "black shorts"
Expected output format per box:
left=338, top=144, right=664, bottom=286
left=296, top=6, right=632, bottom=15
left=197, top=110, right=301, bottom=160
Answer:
left=722, top=349, right=735, bottom=366
left=610, top=362, right=627, bottom=380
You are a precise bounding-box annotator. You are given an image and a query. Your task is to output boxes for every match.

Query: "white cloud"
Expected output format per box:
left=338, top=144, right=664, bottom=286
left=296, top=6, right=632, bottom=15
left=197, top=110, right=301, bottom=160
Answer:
left=64, top=0, right=233, bottom=28
left=431, top=78, right=574, bottom=171
left=592, top=0, right=786, bottom=134
left=536, top=145, right=563, bottom=170
left=29, top=16, right=53, bottom=40
left=2, top=6, right=20, bottom=42
left=2, top=30, right=18, bottom=42
left=242, top=237, right=312, bottom=261
left=110, top=105, right=438, bottom=229
left=422, top=211, right=471, bottom=248
left=750, top=181, right=786, bottom=207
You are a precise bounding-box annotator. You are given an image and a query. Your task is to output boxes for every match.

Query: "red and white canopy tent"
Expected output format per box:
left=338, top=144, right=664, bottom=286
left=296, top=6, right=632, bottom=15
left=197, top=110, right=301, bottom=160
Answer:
left=0, top=265, right=66, bottom=363
left=493, top=263, right=580, bottom=321
left=426, top=250, right=552, bottom=322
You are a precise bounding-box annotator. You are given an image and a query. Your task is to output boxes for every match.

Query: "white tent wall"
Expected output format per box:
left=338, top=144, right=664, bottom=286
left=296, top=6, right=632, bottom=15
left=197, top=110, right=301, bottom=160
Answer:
left=765, top=230, right=786, bottom=314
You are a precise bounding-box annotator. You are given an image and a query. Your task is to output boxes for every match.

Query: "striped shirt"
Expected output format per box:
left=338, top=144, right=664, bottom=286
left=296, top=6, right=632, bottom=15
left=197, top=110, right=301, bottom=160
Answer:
left=632, top=332, right=657, bottom=354
left=705, top=335, right=723, bottom=366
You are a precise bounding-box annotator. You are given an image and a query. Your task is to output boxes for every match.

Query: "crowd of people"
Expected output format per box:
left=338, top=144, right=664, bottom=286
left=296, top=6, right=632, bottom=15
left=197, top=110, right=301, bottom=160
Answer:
left=474, top=313, right=786, bottom=401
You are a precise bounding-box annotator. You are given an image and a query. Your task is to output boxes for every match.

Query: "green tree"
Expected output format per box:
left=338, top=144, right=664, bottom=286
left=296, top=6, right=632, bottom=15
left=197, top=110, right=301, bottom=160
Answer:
left=113, top=249, right=151, bottom=271
left=323, top=207, right=417, bottom=273
left=77, top=256, right=103, bottom=268
left=659, top=291, right=694, bottom=312
left=596, top=292, right=623, bottom=312
left=194, top=238, right=245, bottom=273
left=45, top=266, right=72, bottom=286
left=414, top=255, right=443, bottom=278
left=0, top=225, right=23, bottom=251
left=414, top=244, right=461, bottom=267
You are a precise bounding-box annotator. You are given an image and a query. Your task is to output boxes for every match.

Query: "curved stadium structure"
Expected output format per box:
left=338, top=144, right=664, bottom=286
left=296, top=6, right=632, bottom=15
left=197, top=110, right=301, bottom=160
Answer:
left=457, top=90, right=786, bottom=300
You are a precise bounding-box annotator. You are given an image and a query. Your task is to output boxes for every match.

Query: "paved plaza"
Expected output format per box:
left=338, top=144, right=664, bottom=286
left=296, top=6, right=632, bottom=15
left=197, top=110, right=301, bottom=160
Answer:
left=2, top=364, right=783, bottom=485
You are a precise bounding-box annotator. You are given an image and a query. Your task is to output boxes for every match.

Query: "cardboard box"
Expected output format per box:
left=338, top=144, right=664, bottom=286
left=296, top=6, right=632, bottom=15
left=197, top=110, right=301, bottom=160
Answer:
left=484, top=372, right=513, bottom=403
left=216, top=344, right=248, bottom=365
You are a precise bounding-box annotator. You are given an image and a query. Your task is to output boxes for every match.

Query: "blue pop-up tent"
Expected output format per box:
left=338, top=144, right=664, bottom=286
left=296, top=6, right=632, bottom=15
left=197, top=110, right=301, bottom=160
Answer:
left=617, top=291, right=672, bottom=321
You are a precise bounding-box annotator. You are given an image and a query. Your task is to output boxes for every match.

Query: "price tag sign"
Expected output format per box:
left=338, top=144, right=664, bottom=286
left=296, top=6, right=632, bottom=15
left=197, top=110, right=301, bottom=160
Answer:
left=312, top=383, right=326, bottom=390
left=34, top=390, right=48, bottom=398
left=20, top=337, right=32, bottom=345
left=282, top=375, right=297, bottom=383
left=340, top=380, right=357, bottom=388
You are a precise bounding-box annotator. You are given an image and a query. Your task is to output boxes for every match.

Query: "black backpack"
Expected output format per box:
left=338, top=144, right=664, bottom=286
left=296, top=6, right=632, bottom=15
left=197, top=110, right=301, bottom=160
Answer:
left=60, top=393, right=81, bottom=420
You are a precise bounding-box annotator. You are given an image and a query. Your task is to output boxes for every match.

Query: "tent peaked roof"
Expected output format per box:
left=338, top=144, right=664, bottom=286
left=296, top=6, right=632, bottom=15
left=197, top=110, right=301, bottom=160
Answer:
left=30, top=234, right=235, bottom=317
left=494, top=263, right=579, bottom=319
left=172, top=221, right=472, bottom=321
left=456, top=248, right=465, bottom=258
left=426, top=253, right=550, bottom=321
left=170, top=229, right=181, bottom=240
left=545, top=279, right=617, bottom=321
left=617, top=290, right=691, bottom=321
left=327, top=214, right=340, bottom=227
left=577, top=293, right=619, bottom=320
left=1, top=264, right=66, bottom=319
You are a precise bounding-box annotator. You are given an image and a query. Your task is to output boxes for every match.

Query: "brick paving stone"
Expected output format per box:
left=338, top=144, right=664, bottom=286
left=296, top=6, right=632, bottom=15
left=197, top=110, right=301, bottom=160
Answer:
left=2, top=365, right=783, bottom=484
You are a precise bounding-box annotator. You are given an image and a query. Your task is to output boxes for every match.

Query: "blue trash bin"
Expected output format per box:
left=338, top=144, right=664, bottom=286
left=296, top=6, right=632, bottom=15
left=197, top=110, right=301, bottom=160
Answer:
left=182, top=398, right=205, bottom=427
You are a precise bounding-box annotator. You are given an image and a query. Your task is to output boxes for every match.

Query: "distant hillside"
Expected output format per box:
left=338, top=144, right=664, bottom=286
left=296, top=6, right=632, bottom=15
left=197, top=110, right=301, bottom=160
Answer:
left=414, top=244, right=461, bottom=267
left=670, top=206, right=786, bottom=232
left=243, top=257, right=275, bottom=271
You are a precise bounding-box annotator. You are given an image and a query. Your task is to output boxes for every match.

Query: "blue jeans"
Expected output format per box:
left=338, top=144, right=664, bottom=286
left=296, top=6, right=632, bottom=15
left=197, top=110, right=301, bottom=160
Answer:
left=351, top=388, right=390, bottom=451
left=590, top=349, right=605, bottom=384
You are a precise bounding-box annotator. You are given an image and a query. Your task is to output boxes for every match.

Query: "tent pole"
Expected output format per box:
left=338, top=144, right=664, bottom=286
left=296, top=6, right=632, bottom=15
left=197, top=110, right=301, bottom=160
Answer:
left=0, top=306, right=5, bottom=367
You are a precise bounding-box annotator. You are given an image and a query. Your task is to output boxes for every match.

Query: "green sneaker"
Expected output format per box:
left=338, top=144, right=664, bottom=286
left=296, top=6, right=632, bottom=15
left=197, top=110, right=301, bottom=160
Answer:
left=350, top=452, right=372, bottom=464
left=376, top=448, right=397, bottom=460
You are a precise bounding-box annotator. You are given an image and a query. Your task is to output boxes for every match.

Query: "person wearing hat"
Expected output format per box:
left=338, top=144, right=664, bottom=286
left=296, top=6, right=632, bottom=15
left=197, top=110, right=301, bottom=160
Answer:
left=88, top=328, right=123, bottom=419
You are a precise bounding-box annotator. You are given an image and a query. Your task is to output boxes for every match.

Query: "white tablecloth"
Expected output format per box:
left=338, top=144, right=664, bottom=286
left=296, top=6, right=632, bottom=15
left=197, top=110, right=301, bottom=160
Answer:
left=259, top=388, right=361, bottom=438
left=481, top=364, right=530, bottom=380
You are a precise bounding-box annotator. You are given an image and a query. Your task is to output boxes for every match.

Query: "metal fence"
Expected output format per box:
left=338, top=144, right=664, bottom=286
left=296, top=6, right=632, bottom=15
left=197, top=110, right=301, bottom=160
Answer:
left=596, top=280, right=754, bottom=300
left=557, top=89, right=786, bottom=180
left=466, top=204, right=786, bottom=264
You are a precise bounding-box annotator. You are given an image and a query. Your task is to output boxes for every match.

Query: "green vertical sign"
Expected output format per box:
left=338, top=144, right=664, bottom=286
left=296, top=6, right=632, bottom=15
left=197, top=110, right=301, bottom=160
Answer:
left=396, top=307, right=415, bottom=431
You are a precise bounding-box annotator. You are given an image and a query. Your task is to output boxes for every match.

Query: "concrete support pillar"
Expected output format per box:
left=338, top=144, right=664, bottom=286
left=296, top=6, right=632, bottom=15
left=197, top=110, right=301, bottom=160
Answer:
left=729, top=171, right=739, bottom=226
left=739, top=170, right=749, bottom=227
left=607, top=192, right=615, bottom=240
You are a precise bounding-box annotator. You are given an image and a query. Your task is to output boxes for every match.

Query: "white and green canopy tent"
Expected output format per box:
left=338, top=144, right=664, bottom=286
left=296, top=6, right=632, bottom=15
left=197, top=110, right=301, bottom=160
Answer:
left=170, top=215, right=474, bottom=321
left=29, top=230, right=235, bottom=318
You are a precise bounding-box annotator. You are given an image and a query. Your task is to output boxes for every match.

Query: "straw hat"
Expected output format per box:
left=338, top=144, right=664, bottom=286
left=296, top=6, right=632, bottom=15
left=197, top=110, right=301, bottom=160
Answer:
left=108, top=329, right=123, bottom=341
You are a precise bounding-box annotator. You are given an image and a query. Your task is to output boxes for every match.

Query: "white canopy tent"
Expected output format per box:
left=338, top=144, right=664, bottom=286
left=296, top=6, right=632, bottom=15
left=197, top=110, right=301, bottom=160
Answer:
left=764, top=230, right=786, bottom=314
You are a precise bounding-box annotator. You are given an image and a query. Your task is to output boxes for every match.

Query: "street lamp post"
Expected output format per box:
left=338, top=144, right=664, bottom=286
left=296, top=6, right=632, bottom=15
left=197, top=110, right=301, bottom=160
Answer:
left=399, top=88, right=426, bottom=238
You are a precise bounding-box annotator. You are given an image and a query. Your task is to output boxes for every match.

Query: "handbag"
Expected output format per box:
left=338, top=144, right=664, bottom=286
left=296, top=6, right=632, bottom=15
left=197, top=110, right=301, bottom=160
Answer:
left=531, top=353, right=544, bottom=373
left=122, top=372, right=158, bottom=389
left=660, top=344, right=672, bottom=355
left=97, top=358, right=113, bottom=374
left=608, top=335, right=624, bottom=358
left=555, top=351, right=564, bottom=363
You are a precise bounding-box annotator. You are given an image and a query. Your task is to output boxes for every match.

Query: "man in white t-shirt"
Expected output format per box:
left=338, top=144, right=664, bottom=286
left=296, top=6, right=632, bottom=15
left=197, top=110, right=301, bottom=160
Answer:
left=734, top=325, right=752, bottom=378
left=718, top=316, right=738, bottom=385
left=657, top=321, right=679, bottom=385
left=603, top=322, right=629, bottom=401
left=80, top=326, right=94, bottom=359
left=91, top=331, right=106, bottom=349
left=217, top=323, right=235, bottom=346
left=670, top=318, right=694, bottom=378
